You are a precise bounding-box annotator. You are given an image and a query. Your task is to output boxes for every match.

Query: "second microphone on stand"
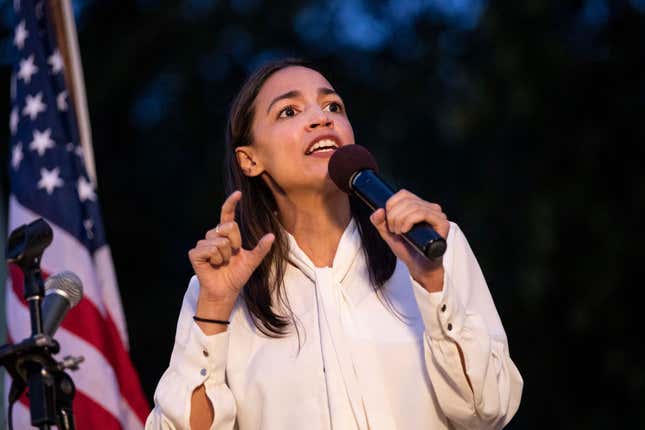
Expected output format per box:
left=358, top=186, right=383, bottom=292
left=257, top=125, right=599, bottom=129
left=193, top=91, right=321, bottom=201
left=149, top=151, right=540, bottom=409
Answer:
left=42, top=271, right=83, bottom=337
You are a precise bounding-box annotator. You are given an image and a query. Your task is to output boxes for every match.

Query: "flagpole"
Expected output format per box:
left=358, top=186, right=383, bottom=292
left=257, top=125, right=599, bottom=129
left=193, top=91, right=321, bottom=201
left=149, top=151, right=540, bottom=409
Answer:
left=47, top=0, right=97, bottom=184
left=0, top=160, right=7, bottom=430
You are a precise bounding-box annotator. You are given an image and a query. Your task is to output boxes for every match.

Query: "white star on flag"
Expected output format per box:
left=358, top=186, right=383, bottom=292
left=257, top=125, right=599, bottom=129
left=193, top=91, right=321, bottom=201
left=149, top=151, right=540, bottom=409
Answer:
left=18, top=54, right=38, bottom=84
left=48, top=50, right=64, bottom=74
left=37, top=167, right=64, bottom=194
left=23, top=92, right=47, bottom=120
left=29, top=128, right=55, bottom=156
left=57, top=91, right=68, bottom=111
left=12, top=142, right=24, bottom=170
left=78, top=177, right=97, bottom=202
left=83, top=219, right=95, bottom=239
left=10, top=107, right=19, bottom=135
left=14, top=20, right=28, bottom=49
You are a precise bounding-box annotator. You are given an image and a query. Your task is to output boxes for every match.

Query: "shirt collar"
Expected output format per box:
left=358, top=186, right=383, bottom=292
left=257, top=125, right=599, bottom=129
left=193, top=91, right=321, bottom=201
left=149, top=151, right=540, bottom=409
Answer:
left=286, top=218, right=362, bottom=285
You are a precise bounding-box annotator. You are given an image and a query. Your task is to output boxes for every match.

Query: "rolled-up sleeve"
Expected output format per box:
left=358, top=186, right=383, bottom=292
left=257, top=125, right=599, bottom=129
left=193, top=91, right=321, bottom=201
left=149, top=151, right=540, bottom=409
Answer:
left=412, top=223, right=523, bottom=429
left=146, top=276, right=237, bottom=430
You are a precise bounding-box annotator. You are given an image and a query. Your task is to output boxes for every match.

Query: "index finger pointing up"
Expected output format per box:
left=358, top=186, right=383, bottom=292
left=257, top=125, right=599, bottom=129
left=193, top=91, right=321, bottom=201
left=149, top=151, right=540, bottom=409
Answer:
left=220, top=190, right=242, bottom=224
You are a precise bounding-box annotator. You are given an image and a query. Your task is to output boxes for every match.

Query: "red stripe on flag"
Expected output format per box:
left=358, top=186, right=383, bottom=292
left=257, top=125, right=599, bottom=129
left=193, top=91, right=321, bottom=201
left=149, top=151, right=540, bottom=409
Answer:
left=8, top=264, right=150, bottom=424
left=73, top=389, right=125, bottom=430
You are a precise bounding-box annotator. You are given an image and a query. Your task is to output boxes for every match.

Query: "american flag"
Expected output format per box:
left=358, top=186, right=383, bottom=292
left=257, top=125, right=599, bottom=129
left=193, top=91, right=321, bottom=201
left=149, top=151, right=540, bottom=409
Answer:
left=5, top=0, right=150, bottom=428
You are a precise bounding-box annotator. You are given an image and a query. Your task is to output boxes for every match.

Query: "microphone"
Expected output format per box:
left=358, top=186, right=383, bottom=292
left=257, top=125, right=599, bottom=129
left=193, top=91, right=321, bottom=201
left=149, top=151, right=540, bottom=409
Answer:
left=42, top=271, right=83, bottom=336
left=328, top=144, right=447, bottom=259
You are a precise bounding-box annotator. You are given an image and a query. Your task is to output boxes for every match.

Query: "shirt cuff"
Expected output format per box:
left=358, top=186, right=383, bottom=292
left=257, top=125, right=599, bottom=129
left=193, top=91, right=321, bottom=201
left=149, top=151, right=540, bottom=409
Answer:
left=411, top=270, right=466, bottom=340
left=172, top=321, right=230, bottom=389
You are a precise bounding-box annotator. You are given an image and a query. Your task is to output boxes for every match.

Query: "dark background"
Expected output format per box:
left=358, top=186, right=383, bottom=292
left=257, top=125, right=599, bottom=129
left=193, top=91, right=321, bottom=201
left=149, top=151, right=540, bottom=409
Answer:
left=2, top=0, right=644, bottom=428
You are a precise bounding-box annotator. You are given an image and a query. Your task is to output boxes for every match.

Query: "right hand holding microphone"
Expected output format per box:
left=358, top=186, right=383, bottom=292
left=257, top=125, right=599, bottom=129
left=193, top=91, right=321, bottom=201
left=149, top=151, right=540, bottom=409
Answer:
left=188, top=190, right=274, bottom=332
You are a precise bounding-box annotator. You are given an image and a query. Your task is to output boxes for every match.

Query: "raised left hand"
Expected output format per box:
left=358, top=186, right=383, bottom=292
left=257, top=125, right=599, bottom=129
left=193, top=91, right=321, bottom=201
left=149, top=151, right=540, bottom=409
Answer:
left=369, top=189, right=450, bottom=292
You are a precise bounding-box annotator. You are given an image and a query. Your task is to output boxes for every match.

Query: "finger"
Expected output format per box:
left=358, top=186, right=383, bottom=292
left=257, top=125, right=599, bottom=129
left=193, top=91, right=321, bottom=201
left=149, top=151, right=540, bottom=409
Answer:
left=400, top=206, right=450, bottom=239
left=210, top=221, right=242, bottom=251
left=386, top=200, right=425, bottom=234
left=428, top=202, right=442, bottom=213
left=207, top=246, right=225, bottom=266
left=371, top=208, right=429, bottom=265
left=197, top=237, right=232, bottom=263
left=385, top=191, right=438, bottom=218
left=189, top=241, right=224, bottom=266
left=369, top=208, right=387, bottom=235
left=212, top=237, right=232, bottom=263
left=248, top=233, right=275, bottom=267
left=398, top=209, right=445, bottom=235
left=220, top=190, right=242, bottom=225
left=369, top=209, right=398, bottom=246
left=385, top=189, right=417, bottom=213
left=205, top=227, right=219, bottom=240
left=388, top=201, right=444, bottom=234
left=397, top=210, right=426, bottom=235
left=198, top=239, right=227, bottom=265
left=397, top=203, right=444, bottom=234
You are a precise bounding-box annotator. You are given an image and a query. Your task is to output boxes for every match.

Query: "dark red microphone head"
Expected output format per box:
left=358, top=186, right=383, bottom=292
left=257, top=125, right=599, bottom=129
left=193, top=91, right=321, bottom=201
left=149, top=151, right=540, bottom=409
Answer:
left=328, top=144, right=379, bottom=193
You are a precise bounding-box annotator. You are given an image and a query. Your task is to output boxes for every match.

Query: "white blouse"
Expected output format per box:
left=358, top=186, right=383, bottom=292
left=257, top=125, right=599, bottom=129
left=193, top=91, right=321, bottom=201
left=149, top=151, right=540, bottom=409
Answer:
left=146, top=220, right=523, bottom=429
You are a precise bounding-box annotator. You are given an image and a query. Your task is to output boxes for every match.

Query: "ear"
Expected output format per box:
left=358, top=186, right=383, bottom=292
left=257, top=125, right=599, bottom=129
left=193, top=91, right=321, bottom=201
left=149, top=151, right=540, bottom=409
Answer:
left=235, top=147, right=264, bottom=177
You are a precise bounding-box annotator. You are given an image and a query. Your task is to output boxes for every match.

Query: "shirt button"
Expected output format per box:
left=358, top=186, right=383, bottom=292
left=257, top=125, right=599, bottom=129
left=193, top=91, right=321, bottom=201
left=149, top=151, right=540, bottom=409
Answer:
left=202, top=349, right=209, bottom=357
left=441, top=304, right=447, bottom=312
left=200, top=368, right=207, bottom=376
left=447, top=323, right=453, bottom=331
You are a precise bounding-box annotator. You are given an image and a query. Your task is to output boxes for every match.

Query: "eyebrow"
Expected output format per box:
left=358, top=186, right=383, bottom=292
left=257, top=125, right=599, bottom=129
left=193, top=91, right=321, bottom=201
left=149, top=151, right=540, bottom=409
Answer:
left=266, top=87, right=338, bottom=114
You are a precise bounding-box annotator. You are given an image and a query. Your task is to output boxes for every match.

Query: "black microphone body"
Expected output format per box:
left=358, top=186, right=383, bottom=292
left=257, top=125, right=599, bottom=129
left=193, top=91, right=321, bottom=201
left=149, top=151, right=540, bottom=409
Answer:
left=351, top=169, right=447, bottom=259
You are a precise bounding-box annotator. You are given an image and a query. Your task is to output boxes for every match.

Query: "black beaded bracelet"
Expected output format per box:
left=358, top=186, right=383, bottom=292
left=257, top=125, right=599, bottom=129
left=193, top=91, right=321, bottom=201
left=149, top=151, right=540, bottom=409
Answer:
left=193, top=315, right=230, bottom=325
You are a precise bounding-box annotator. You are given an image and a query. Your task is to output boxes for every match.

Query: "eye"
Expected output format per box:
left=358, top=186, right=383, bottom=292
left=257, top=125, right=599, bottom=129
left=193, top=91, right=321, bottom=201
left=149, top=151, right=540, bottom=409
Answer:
left=278, top=105, right=298, bottom=118
left=324, top=101, right=343, bottom=113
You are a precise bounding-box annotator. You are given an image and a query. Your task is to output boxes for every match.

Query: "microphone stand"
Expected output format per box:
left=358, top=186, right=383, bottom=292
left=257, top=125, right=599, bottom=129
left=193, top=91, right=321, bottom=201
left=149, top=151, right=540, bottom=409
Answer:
left=0, top=218, right=83, bottom=430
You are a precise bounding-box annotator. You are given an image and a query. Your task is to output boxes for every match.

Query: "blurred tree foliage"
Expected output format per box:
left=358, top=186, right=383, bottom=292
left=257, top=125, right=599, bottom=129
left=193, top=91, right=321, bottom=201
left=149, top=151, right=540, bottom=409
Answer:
left=2, top=0, right=644, bottom=428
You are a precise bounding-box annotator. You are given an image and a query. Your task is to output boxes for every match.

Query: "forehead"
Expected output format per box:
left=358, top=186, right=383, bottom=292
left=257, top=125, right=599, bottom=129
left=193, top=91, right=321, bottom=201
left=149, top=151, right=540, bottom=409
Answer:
left=256, top=66, right=334, bottom=106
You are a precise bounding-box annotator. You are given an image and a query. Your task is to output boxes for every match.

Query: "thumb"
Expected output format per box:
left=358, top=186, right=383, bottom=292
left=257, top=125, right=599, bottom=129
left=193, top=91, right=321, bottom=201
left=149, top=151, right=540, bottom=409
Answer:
left=248, top=233, right=275, bottom=266
left=370, top=208, right=409, bottom=254
left=370, top=208, right=417, bottom=263
left=370, top=209, right=394, bottom=242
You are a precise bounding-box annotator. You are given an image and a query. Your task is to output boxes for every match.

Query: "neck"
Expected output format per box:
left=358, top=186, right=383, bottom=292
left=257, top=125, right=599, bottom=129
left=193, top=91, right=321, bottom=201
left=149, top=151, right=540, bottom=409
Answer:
left=275, top=189, right=351, bottom=268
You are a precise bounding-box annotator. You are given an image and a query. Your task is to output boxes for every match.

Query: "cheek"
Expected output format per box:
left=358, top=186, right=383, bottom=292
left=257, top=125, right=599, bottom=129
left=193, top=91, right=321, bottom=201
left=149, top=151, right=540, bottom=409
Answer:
left=336, top=117, right=355, bottom=144
left=256, top=123, right=299, bottom=155
left=256, top=127, right=305, bottom=175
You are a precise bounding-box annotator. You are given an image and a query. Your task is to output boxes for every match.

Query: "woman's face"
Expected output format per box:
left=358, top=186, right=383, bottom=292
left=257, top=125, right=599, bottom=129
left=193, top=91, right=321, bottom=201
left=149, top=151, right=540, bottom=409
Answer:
left=238, top=66, right=355, bottom=195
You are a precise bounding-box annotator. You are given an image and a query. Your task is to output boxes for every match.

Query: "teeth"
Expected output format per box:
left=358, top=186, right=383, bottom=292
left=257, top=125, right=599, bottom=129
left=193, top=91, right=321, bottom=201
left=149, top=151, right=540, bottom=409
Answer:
left=307, top=139, right=338, bottom=154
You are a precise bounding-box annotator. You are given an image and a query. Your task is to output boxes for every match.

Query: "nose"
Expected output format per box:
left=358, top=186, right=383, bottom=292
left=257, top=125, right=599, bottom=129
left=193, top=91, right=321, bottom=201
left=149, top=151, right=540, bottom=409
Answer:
left=306, top=108, right=333, bottom=131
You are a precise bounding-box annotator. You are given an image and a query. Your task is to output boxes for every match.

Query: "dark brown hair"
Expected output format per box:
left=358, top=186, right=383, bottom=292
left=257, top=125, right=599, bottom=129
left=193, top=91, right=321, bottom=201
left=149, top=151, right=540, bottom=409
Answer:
left=224, top=58, right=396, bottom=336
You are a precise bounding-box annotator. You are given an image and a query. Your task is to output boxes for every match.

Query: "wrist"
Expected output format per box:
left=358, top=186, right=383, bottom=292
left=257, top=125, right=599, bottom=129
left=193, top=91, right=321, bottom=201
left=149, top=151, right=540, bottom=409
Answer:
left=193, top=315, right=230, bottom=336
left=196, top=296, right=235, bottom=320
left=412, top=265, right=445, bottom=293
left=195, top=299, right=234, bottom=336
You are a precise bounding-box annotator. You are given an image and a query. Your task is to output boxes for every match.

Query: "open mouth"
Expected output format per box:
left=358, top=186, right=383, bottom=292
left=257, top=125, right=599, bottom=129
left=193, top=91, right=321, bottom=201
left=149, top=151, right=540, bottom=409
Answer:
left=305, top=138, right=339, bottom=155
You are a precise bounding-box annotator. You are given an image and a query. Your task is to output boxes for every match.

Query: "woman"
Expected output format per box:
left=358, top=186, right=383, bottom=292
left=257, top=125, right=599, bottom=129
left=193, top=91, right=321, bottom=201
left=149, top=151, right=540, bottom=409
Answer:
left=146, top=58, right=523, bottom=430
